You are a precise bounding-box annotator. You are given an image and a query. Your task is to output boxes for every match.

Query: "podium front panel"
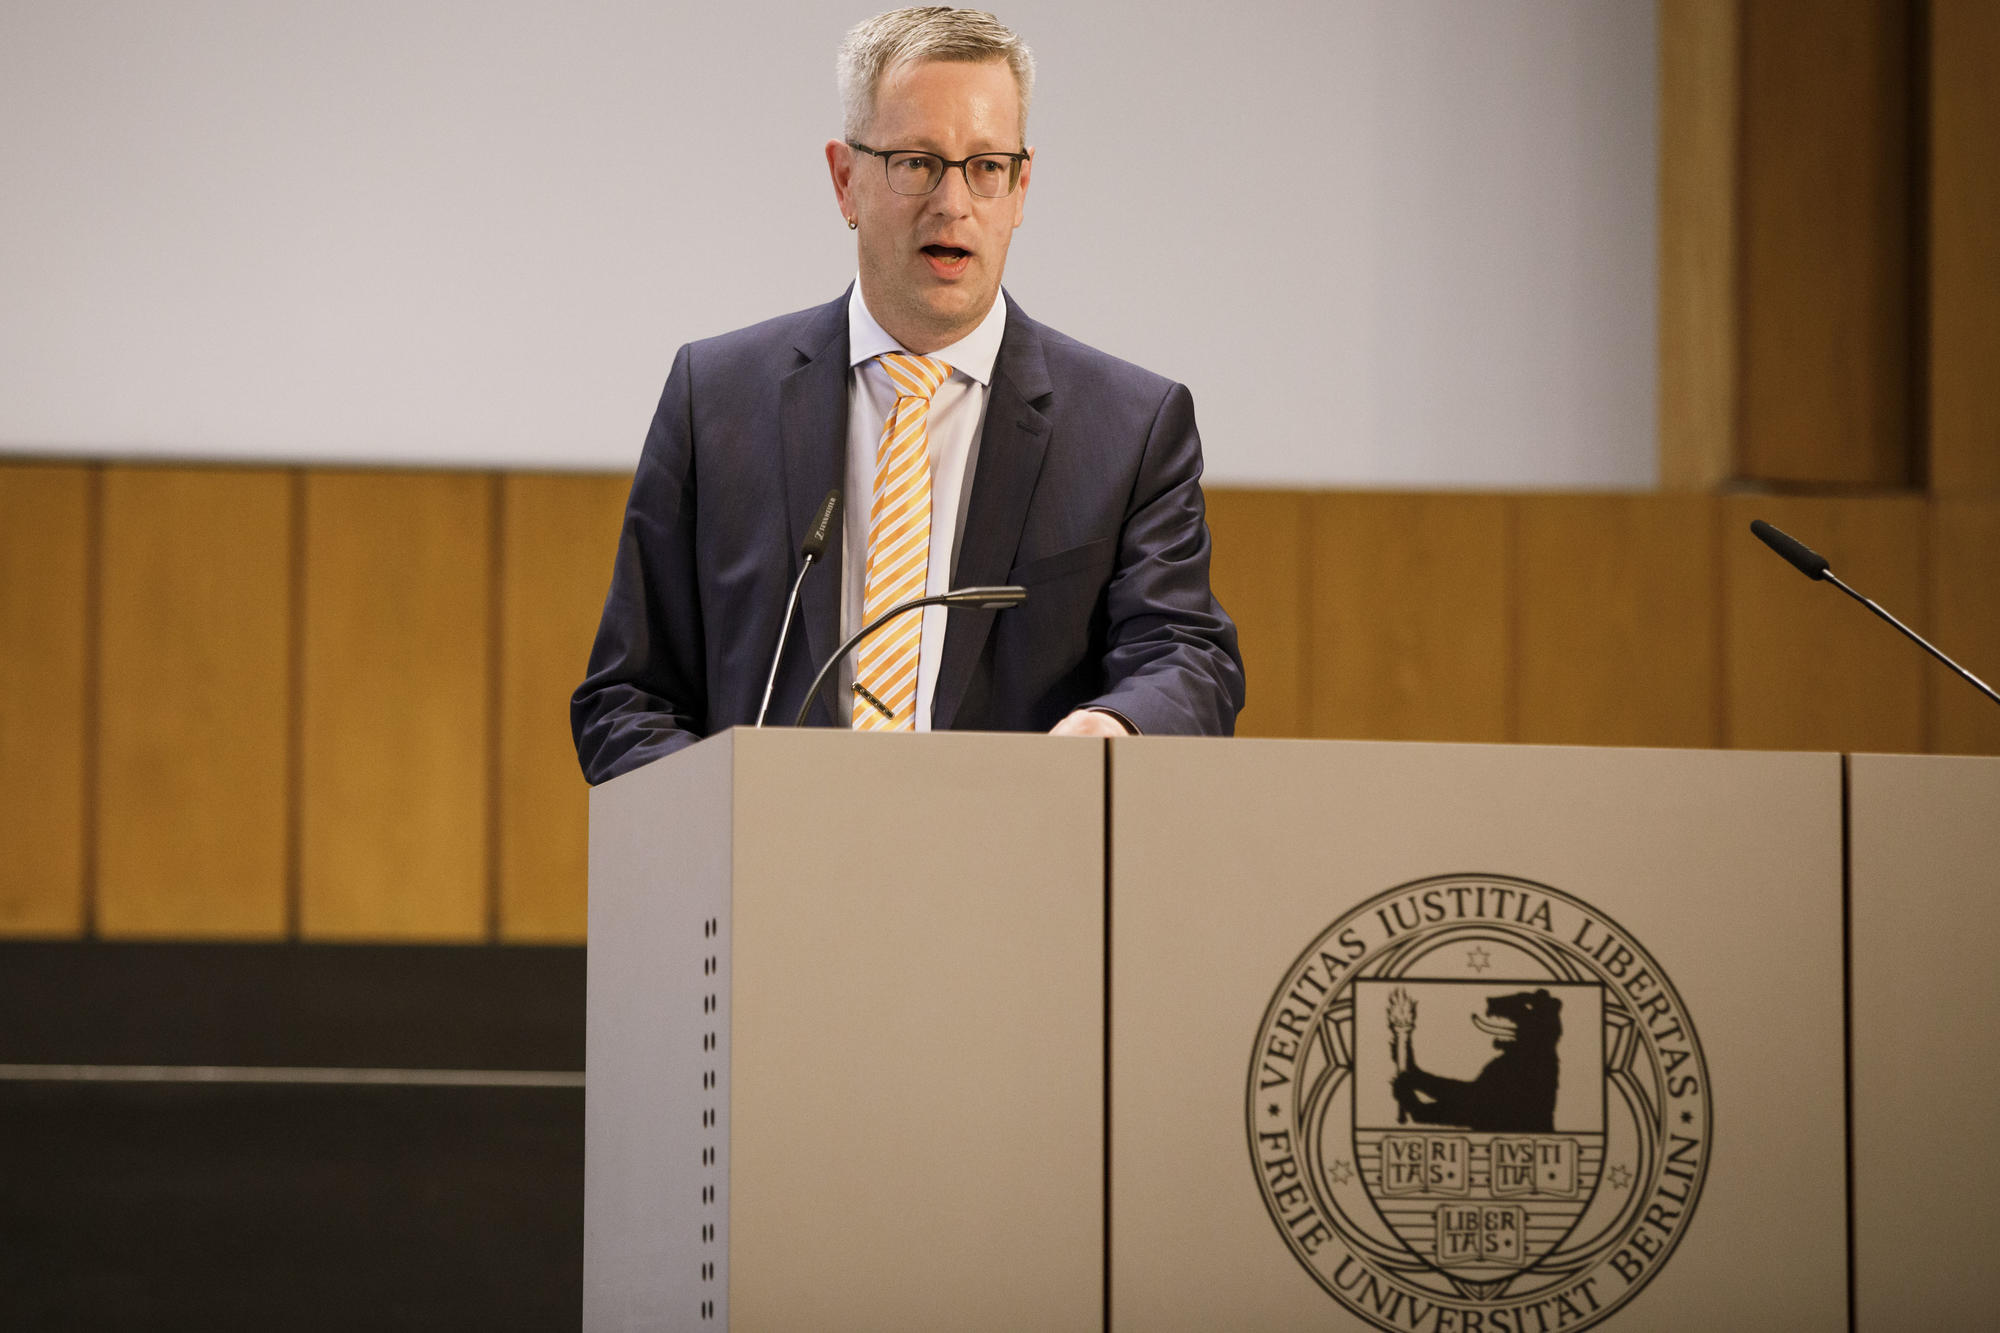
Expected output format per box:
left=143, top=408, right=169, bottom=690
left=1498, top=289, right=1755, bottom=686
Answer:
left=587, top=729, right=1103, bottom=1332
left=1850, top=753, right=2000, bottom=1330
left=1109, top=738, right=1846, bottom=1332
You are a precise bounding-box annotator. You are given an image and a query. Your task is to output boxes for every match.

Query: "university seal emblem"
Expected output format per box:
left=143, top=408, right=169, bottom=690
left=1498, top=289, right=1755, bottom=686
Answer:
left=1247, top=875, right=1709, bottom=1331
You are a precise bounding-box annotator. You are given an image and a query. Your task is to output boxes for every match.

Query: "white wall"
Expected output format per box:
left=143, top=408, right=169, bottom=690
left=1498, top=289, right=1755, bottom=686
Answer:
left=0, top=1, right=1656, bottom=487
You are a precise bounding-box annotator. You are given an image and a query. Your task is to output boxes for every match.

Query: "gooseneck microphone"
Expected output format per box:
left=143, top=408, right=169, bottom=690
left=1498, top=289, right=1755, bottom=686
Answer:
left=755, top=490, right=841, bottom=727
left=1747, top=519, right=1829, bottom=581
left=790, top=586, right=1028, bottom=729
left=1749, top=519, right=2000, bottom=708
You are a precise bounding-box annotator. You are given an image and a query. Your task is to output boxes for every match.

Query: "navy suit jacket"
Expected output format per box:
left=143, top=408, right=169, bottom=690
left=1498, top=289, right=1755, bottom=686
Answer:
left=571, top=290, right=1244, bottom=784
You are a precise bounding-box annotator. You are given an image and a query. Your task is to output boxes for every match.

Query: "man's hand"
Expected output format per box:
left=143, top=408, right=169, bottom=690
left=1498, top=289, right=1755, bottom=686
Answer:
left=1049, top=708, right=1131, bottom=738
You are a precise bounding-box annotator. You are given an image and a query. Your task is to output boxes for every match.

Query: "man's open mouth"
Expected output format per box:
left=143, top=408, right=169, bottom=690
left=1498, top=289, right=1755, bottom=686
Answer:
left=922, top=245, right=971, bottom=262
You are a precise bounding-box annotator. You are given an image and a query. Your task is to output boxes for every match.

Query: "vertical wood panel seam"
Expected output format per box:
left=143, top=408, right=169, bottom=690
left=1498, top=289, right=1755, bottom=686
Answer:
left=1296, top=492, right=1315, bottom=739
left=1909, top=0, right=1932, bottom=491
left=285, top=469, right=306, bottom=940
left=1730, top=0, right=1748, bottom=488
left=486, top=474, right=505, bottom=943
left=80, top=465, right=103, bottom=938
left=1710, top=493, right=1730, bottom=748
left=1503, top=497, right=1522, bottom=744
left=1919, top=498, right=1935, bottom=754
left=1656, top=0, right=1672, bottom=485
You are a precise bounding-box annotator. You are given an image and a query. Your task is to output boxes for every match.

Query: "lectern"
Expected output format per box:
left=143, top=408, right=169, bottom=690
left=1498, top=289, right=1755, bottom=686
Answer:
left=584, top=729, right=1105, bottom=1332
left=588, top=732, right=1993, bottom=1331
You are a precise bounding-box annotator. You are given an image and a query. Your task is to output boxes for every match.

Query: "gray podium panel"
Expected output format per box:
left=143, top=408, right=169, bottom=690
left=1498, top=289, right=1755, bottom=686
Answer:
left=1109, top=738, right=1846, bottom=1332
left=586, top=729, right=1104, bottom=1332
left=1850, top=753, right=2000, bottom=1331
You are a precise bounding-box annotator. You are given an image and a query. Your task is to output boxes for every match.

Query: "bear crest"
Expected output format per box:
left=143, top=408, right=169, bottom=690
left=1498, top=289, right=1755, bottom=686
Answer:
left=1390, top=988, right=1562, bottom=1133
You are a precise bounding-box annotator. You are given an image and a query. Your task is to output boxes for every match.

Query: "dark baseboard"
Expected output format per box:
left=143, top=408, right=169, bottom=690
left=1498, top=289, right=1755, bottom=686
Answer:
left=0, top=940, right=583, bottom=1070
left=0, top=942, right=586, bottom=1330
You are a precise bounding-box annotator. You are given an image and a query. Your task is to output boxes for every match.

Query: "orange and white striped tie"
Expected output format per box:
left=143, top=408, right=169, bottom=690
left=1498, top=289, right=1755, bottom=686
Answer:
left=853, top=352, right=952, bottom=730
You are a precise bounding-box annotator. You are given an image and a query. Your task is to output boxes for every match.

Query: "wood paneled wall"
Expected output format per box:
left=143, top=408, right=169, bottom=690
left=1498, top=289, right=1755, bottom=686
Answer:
left=1658, top=0, right=1741, bottom=491
left=1932, top=500, right=2000, bottom=756
left=1650, top=0, right=1998, bottom=756
left=0, top=464, right=623, bottom=945
left=1514, top=494, right=1721, bottom=749
left=1720, top=493, right=1930, bottom=753
left=497, top=474, right=631, bottom=942
left=0, top=465, right=90, bottom=935
left=1739, top=0, right=1916, bottom=487
left=3, top=465, right=1995, bottom=943
left=300, top=472, right=495, bottom=940
left=1660, top=0, right=1925, bottom=489
left=1929, top=0, right=2000, bottom=495
left=1305, top=494, right=1511, bottom=744
left=96, top=469, right=291, bottom=938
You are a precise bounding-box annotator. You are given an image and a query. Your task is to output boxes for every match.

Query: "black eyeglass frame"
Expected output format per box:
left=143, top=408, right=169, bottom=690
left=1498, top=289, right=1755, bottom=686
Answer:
left=846, top=141, right=1030, bottom=197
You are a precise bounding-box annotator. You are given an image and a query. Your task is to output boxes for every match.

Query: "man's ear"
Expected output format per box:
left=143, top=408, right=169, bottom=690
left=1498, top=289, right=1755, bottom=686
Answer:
left=1012, top=146, right=1033, bottom=227
left=827, top=139, right=856, bottom=223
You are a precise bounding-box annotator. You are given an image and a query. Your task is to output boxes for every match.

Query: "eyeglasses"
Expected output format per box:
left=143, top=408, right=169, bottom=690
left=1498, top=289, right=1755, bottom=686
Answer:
left=847, top=141, right=1028, bottom=198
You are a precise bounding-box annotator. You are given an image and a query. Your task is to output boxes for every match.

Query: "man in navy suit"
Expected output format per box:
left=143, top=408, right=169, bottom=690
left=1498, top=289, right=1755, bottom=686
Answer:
left=572, top=7, right=1243, bottom=784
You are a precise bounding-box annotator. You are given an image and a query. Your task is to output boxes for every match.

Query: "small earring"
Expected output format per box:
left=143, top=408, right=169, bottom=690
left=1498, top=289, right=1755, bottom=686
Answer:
left=847, top=217, right=858, bottom=230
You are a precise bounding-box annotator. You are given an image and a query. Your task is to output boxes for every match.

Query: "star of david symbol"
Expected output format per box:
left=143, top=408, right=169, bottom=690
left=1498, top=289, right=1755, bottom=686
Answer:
left=1609, top=1164, right=1633, bottom=1190
left=1466, top=946, right=1493, bottom=973
left=1327, top=1159, right=1355, bottom=1186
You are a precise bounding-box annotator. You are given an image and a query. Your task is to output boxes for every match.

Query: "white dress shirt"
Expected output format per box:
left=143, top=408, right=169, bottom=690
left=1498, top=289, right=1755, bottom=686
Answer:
left=840, top=282, right=1008, bottom=729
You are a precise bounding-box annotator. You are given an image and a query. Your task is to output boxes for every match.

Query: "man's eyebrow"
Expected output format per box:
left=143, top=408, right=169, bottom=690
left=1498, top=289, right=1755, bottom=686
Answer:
left=888, top=137, right=1022, bottom=156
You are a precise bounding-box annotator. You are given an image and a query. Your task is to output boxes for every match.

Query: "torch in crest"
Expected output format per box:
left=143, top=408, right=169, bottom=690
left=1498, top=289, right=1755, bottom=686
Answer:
left=1387, top=987, right=1417, bottom=1124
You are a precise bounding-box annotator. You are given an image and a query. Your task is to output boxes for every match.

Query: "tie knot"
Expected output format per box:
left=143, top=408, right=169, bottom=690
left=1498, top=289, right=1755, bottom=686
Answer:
left=877, top=352, right=953, bottom=401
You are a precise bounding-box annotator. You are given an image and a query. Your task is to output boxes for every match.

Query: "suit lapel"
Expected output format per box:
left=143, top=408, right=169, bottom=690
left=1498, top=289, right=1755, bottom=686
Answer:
left=779, top=295, right=851, bottom=726
left=933, top=298, right=1053, bottom=731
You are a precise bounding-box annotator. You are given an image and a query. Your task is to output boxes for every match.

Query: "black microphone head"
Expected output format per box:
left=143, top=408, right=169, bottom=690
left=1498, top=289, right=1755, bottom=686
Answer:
left=941, top=584, right=1027, bottom=610
left=802, top=489, right=841, bottom=561
left=1750, top=519, right=1830, bottom=581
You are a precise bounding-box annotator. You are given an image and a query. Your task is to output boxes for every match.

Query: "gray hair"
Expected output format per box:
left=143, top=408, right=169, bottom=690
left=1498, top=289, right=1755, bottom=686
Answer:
left=837, top=7, right=1036, bottom=143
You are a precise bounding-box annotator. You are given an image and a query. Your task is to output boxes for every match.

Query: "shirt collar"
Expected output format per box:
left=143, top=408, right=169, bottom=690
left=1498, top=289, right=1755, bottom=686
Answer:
left=847, top=278, right=1007, bottom=387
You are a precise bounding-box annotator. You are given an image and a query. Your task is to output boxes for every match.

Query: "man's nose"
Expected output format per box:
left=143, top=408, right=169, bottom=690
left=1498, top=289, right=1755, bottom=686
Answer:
left=927, top=163, right=976, bottom=214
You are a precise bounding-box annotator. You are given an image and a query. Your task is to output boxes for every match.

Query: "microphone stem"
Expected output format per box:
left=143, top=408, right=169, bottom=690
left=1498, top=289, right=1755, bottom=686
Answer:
left=792, top=594, right=953, bottom=729
left=755, top=552, right=817, bottom=728
left=1825, top=572, right=2000, bottom=708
